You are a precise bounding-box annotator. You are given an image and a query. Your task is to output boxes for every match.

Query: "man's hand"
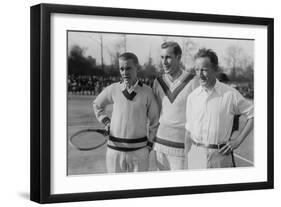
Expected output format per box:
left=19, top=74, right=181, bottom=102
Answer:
left=220, top=118, right=254, bottom=155
left=184, top=131, right=192, bottom=155
left=148, top=150, right=157, bottom=171
left=104, top=123, right=110, bottom=136
left=147, top=141, right=154, bottom=152
left=219, top=139, right=240, bottom=155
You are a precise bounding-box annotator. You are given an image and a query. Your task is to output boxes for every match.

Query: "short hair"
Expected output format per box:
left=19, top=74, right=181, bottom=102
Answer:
left=161, top=41, right=182, bottom=57
left=119, top=52, right=139, bottom=65
left=217, top=72, right=230, bottom=83
left=194, top=48, right=219, bottom=70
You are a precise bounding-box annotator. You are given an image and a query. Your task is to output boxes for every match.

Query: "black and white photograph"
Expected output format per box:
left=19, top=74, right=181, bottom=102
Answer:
left=67, top=31, right=254, bottom=175
left=30, top=3, right=273, bottom=203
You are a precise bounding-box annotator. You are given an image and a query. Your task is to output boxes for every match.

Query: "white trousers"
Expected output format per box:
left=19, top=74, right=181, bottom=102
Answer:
left=188, top=145, right=234, bottom=169
left=106, top=147, right=149, bottom=173
left=152, top=151, right=185, bottom=171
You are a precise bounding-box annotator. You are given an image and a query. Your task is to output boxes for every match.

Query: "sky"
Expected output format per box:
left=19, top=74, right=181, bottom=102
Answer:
left=68, top=31, right=254, bottom=70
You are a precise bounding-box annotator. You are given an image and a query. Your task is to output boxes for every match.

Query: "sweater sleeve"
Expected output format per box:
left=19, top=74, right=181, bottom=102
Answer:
left=152, top=79, right=162, bottom=112
left=93, top=85, right=114, bottom=126
left=147, top=88, right=160, bottom=143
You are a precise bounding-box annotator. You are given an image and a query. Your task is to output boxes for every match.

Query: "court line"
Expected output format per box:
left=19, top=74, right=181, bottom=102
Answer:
left=234, top=153, right=254, bottom=165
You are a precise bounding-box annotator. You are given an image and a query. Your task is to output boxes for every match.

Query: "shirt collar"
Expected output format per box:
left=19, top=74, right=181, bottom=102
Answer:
left=120, top=79, right=139, bottom=93
left=195, top=79, right=223, bottom=96
left=213, top=80, right=223, bottom=95
left=132, top=79, right=139, bottom=89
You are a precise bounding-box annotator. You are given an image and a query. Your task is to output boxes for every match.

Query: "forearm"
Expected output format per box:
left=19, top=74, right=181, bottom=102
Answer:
left=184, top=130, right=192, bottom=154
left=147, top=94, right=160, bottom=143
left=147, top=109, right=159, bottom=143
left=233, top=117, right=254, bottom=146
left=148, top=121, right=159, bottom=142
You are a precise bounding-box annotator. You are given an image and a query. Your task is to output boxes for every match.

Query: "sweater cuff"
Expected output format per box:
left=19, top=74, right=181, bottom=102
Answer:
left=147, top=141, right=154, bottom=148
left=101, top=117, right=111, bottom=126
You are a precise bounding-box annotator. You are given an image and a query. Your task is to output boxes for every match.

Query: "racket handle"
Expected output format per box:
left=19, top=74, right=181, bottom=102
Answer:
left=105, top=123, right=110, bottom=135
left=96, top=129, right=108, bottom=136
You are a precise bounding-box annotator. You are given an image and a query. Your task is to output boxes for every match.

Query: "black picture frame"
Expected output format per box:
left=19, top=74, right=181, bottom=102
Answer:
left=30, top=3, right=274, bottom=204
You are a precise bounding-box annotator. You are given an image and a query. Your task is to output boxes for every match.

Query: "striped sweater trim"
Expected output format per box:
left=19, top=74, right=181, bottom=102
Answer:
left=122, top=90, right=137, bottom=100
left=157, top=73, right=194, bottom=103
left=107, top=145, right=145, bottom=152
left=120, top=80, right=143, bottom=101
left=107, top=135, right=148, bottom=150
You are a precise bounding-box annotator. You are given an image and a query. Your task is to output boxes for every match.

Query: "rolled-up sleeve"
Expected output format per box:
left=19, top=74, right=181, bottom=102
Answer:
left=234, top=90, right=254, bottom=120
left=185, top=95, right=192, bottom=132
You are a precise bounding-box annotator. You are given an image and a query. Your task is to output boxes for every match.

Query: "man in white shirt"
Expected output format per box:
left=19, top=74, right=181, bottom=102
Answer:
left=93, top=52, right=159, bottom=173
left=185, top=48, right=254, bottom=169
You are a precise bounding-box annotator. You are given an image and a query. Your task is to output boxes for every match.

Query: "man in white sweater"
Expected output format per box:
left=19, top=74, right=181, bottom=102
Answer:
left=152, top=41, right=198, bottom=171
left=93, top=52, right=159, bottom=173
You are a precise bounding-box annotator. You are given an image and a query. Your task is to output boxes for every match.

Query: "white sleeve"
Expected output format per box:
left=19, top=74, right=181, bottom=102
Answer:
left=234, top=90, right=254, bottom=119
left=185, top=95, right=192, bottom=131
left=93, top=85, right=113, bottom=125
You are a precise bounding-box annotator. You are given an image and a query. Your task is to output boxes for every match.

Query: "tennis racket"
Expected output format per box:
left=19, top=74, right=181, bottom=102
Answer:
left=69, top=128, right=108, bottom=151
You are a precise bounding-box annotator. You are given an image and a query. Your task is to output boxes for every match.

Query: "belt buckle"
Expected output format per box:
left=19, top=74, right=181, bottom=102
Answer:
left=217, top=144, right=221, bottom=150
left=193, top=139, right=199, bottom=147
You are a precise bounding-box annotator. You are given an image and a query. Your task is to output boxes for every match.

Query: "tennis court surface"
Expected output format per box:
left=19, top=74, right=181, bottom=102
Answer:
left=67, top=95, right=254, bottom=175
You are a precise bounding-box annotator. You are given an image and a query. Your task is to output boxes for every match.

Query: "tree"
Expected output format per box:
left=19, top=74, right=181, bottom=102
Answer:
left=141, top=52, right=158, bottom=79
left=223, top=45, right=254, bottom=83
left=109, top=38, right=126, bottom=65
left=107, top=37, right=127, bottom=76
left=181, top=38, right=198, bottom=70
left=68, top=45, right=100, bottom=76
left=244, top=63, right=254, bottom=82
left=224, top=45, right=243, bottom=80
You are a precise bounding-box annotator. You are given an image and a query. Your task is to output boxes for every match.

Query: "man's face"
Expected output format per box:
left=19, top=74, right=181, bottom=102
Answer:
left=161, top=47, right=181, bottom=75
left=119, top=58, right=138, bottom=87
left=194, top=57, right=217, bottom=88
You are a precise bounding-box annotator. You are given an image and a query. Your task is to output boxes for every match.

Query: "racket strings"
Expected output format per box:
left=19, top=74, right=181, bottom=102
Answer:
left=70, top=130, right=107, bottom=151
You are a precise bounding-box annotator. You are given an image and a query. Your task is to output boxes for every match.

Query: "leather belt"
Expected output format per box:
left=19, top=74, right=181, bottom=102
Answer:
left=107, top=145, right=145, bottom=152
left=155, top=137, right=184, bottom=148
left=191, top=139, right=225, bottom=149
left=109, top=135, right=147, bottom=143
